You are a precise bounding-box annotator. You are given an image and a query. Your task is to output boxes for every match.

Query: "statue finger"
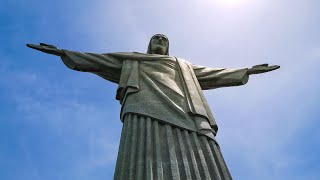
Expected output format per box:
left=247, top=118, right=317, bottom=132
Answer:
left=267, top=65, right=280, bottom=71
left=270, top=65, right=280, bottom=69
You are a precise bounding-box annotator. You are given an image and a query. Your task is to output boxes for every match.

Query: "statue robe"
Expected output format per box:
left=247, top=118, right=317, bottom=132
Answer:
left=60, top=50, right=249, bottom=180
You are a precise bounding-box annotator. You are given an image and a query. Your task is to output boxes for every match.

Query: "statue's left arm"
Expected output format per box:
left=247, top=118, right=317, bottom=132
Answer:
left=192, top=63, right=280, bottom=90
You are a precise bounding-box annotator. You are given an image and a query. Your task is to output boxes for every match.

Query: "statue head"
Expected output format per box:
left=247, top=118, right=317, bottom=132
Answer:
left=147, top=34, right=169, bottom=55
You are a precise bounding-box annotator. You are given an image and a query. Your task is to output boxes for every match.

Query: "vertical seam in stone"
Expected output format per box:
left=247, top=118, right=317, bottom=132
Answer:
left=165, top=125, right=180, bottom=180
left=210, top=141, right=232, bottom=180
left=154, top=119, right=164, bottom=180
left=176, top=128, right=192, bottom=180
left=208, top=141, right=223, bottom=177
left=135, top=116, right=146, bottom=180
left=191, top=132, right=211, bottom=180
left=128, top=115, right=138, bottom=179
left=200, top=136, right=222, bottom=180
left=217, top=146, right=232, bottom=179
left=184, top=130, right=201, bottom=180
left=145, top=117, right=153, bottom=180
left=118, top=114, right=133, bottom=180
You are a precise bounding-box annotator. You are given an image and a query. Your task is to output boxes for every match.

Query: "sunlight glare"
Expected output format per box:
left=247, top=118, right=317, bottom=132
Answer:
left=203, top=0, right=249, bottom=7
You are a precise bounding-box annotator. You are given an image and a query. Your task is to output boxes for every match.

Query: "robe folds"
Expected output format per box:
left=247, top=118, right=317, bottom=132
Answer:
left=60, top=50, right=249, bottom=179
left=61, top=50, right=249, bottom=139
left=114, top=114, right=232, bottom=180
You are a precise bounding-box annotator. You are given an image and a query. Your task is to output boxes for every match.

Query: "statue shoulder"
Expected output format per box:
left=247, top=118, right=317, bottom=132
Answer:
left=103, top=52, right=176, bottom=61
left=175, top=57, right=193, bottom=65
left=103, top=52, right=140, bottom=56
left=102, top=52, right=150, bottom=59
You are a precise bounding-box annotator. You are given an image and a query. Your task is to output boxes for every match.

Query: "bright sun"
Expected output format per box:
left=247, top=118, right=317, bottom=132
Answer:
left=216, top=0, right=248, bottom=6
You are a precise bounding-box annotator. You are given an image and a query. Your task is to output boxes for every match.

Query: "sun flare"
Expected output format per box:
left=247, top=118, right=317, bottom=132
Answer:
left=205, top=0, right=248, bottom=7
left=222, top=0, right=244, bottom=5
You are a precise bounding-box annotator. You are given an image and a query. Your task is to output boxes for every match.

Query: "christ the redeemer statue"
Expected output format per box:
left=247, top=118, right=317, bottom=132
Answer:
left=27, top=34, right=279, bottom=180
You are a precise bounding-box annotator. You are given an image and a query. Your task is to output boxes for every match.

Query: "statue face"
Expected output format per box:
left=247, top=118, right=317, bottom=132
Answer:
left=150, top=35, right=168, bottom=55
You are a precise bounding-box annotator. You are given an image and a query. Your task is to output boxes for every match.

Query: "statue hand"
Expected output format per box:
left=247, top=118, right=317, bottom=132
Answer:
left=26, top=43, right=64, bottom=56
left=248, top=63, right=280, bottom=75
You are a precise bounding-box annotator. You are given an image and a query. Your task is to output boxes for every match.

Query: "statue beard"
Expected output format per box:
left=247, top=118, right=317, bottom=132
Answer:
left=152, top=47, right=166, bottom=55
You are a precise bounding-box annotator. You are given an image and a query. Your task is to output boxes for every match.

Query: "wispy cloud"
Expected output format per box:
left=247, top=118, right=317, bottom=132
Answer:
left=0, top=59, right=121, bottom=179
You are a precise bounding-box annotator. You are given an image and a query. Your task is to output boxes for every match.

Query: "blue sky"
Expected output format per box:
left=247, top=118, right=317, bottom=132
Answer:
left=1, top=0, right=319, bottom=179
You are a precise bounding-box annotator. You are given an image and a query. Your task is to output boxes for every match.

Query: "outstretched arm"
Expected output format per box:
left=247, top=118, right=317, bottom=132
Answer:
left=193, top=63, right=280, bottom=90
left=26, top=43, right=123, bottom=84
left=192, top=64, right=249, bottom=90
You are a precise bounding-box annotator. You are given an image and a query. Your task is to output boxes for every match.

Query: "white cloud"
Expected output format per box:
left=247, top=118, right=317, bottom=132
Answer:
left=0, top=59, right=121, bottom=178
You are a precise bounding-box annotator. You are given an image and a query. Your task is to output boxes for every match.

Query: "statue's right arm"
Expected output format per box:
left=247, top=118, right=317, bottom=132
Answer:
left=27, top=43, right=123, bottom=84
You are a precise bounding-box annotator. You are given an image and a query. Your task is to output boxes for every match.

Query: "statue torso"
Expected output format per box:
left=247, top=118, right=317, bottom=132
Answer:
left=121, top=56, right=197, bottom=131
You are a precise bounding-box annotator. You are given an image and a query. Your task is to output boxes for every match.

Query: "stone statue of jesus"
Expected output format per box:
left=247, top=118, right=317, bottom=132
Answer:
left=27, top=34, right=279, bottom=180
